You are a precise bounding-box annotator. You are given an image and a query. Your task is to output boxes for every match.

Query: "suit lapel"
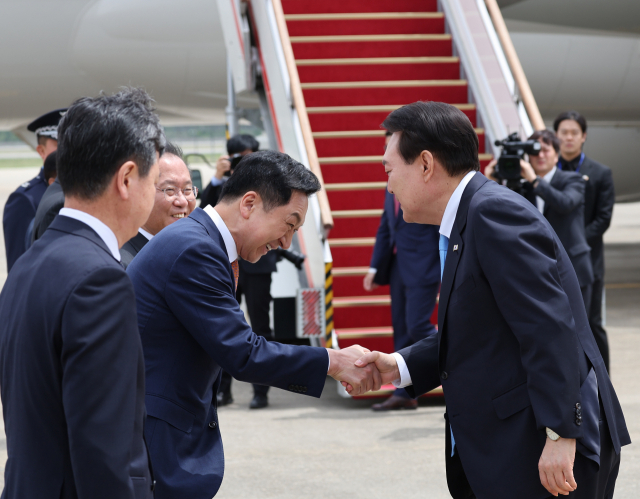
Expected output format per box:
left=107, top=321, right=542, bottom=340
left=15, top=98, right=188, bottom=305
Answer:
left=131, top=232, right=149, bottom=253
left=438, top=173, right=488, bottom=335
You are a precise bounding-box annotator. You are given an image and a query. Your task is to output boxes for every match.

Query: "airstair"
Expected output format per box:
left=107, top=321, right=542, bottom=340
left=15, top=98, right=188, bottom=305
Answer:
left=216, top=0, right=542, bottom=398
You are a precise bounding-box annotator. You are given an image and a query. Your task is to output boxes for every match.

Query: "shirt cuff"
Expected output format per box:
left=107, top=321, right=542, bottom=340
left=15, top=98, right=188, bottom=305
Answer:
left=327, top=349, right=331, bottom=373
left=368, top=268, right=377, bottom=274
left=210, top=176, right=224, bottom=187
left=391, top=352, right=412, bottom=388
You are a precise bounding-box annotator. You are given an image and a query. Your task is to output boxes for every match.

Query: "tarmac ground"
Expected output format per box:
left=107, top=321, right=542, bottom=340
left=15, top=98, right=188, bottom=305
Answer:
left=0, top=166, right=638, bottom=498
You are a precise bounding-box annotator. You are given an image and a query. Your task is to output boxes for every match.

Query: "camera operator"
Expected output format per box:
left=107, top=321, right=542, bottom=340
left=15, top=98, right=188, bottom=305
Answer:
left=485, top=130, right=594, bottom=313
left=200, top=134, right=259, bottom=209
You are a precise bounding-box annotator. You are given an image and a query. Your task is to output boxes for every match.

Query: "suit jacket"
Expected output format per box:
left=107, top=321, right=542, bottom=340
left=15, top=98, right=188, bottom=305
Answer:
left=580, top=157, right=615, bottom=278
left=0, top=215, right=152, bottom=499
left=523, top=169, right=594, bottom=288
left=370, top=190, right=440, bottom=287
left=31, top=177, right=65, bottom=244
left=127, top=208, right=329, bottom=499
left=400, top=173, right=629, bottom=499
left=199, top=182, right=223, bottom=210
left=121, top=232, right=150, bottom=269
left=2, top=168, right=47, bottom=270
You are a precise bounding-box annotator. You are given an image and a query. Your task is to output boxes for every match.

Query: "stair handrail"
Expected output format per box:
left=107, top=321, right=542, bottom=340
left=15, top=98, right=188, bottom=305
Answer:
left=271, top=0, right=334, bottom=233
left=483, top=0, right=545, bottom=131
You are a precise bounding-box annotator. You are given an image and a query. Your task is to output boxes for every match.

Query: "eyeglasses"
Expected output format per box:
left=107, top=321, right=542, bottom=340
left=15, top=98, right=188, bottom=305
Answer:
left=157, top=186, right=198, bottom=201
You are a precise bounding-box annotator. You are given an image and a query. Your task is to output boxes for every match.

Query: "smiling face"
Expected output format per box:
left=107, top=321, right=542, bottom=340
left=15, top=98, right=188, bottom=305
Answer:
left=238, top=190, right=308, bottom=263
left=142, top=153, right=194, bottom=235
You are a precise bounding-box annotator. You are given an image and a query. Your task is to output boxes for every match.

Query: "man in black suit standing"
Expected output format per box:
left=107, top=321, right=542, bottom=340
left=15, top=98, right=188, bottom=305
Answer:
left=121, top=142, right=197, bottom=268
left=486, top=130, right=594, bottom=313
left=354, top=102, right=628, bottom=499
left=554, top=111, right=615, bottom=372
left=0, top=88, right=165, bottom=499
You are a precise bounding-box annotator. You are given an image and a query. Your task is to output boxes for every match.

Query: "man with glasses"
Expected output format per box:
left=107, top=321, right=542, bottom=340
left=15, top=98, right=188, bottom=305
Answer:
left=120, top=143, right=197, bottom=268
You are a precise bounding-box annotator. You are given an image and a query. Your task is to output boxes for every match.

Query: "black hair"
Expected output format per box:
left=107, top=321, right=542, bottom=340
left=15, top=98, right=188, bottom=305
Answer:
left=56, top=87, right=166, bottom=200
left=553, top=111, right=587, bottom=134
left=381, top=101, right=479, bottom=176
left=529, top=130, right=560, bottom=153
left=43, top=151, right=57, bottom=182
left=163, top=141, right=183, bottom=159
left=218, top=150, right=320, bottom=211
left=227, top=134, right=260, bottom=155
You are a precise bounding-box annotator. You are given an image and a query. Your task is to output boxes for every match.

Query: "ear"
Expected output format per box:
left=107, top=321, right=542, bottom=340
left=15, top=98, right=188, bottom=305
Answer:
left=582, top=132, right=587, bottom=144
left=36, top=144, right=46, bottom=161
left=115, top=160, right=137, bottom=201
left=419, top=150, right=435, bottom=183
left=239, top=191, right=259, bottom=220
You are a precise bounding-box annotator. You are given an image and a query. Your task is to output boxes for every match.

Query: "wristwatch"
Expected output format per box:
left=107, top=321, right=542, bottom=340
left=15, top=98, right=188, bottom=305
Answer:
left=546, top=427, right=561, bottom=441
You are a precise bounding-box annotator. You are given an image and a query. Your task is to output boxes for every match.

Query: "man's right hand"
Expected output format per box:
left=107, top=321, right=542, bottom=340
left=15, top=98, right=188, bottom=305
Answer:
left=363, top=272, right=379, bottom=292
left=350, top=351, right=401, bottom=388
left=214, top=156, right=231, bottom=180
left=484, top=158, right=499, bottom=181
left=327, top=345, right=382, bottom=396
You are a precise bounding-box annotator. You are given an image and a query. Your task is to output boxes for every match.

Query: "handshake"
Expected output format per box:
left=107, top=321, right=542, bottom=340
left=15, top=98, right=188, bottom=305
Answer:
left=326, top=346, right=402, bottom=396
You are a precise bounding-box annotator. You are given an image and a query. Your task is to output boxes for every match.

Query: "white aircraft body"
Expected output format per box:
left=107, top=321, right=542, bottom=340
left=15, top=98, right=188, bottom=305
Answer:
left=0, top=0, right=638, bottom=200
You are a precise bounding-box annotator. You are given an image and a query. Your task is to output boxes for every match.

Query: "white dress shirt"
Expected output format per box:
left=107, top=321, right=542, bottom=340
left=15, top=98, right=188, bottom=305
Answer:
left=202, top=205, right=238, bottom=262
left=138, top=228, right=154, bottom=241
left=535, top=166, right=557, bottom=214
left=391, top=171, right=478, bottom=388
left=59, top=208, right=121, bottom=262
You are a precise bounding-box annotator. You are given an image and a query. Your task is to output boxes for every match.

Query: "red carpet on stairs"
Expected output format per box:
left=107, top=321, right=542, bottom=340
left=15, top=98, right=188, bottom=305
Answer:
left=282, top=0, right=491, bottom=398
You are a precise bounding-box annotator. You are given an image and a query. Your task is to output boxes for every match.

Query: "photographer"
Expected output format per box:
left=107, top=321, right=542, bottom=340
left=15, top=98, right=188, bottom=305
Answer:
left=200, top=134, right=259, bottom=209
left=485, top=130, right=593, bottom=312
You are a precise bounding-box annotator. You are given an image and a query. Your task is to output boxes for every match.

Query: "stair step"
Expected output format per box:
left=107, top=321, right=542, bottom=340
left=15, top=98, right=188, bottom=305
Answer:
left=336, top=327, right=394, bottom=353
left=327, top=189, right=385, bottom=211
left=307, top=103, right=477, bottom=130
left=329, top=237, right=376, bottom=247
left=332, top=266, right=370, bottom=276
left=325, top=181, right=387, bottom=192
left=330, top=210, right=383, bottom=219
left=302, top=80, right=467, bottom=107
left=292, top=36, right=452, bottom=59
left=313, top=128, right=485, bottom=156
left=333, top=275, right=389, bottom=297
left=282, top=0, right=438, bottom=15
left=321, top=154, right=493, bottom=164
left=334, top=296, right=391, bottom=307
left=286, top=12, right=444, bottom=37
left=329, top=218, right=381, bottom=238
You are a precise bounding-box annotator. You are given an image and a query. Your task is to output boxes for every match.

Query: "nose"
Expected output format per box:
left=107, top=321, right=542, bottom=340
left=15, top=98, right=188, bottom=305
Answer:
left=173, top=192, right=188, bottom=207
left=279, top=231, right=293, bottom=250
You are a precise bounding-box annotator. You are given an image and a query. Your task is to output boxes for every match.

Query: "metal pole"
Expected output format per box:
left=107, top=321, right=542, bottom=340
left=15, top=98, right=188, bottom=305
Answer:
left=226, top=58, right=238, bottom=138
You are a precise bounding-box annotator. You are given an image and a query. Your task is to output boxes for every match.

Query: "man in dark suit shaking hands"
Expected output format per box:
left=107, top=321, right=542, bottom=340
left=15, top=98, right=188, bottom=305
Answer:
left=354, top=102, right=629, bottom=499
left=127, top=150, right=380, bottom=499
left=0, top=88, right=165, bottom=498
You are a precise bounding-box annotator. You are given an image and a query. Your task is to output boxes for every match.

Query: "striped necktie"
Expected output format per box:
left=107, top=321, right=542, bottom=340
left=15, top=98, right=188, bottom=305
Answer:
left=231, top=259, right=239, bottom=291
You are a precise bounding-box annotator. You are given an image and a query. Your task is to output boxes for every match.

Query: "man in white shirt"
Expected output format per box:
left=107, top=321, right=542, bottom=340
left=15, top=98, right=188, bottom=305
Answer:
left=121, top=142, right=197, bottom=268
left=0, top=88, right=165, bottom=498
left=351, top=102, right=628, bottom=499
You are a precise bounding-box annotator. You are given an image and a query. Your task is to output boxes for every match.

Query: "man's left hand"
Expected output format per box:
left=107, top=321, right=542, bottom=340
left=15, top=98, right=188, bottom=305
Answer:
left=538, top=437, right=577, bottom=496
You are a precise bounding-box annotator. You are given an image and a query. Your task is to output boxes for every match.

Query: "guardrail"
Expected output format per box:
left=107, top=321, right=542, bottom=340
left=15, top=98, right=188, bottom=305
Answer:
left=271, top=0, right=334, bottom=233
left=483, top=0, right=545, bottom=131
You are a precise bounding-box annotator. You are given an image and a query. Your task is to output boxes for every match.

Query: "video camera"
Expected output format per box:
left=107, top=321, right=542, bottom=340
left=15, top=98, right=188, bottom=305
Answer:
left=493, top=132, right=541, bottom=192
left=274, top=248, right=306, bottom=270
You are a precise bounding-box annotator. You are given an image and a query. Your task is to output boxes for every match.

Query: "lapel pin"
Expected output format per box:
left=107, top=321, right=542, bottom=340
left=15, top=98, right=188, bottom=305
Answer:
left=453, top=244, right=459, bottom=252
left=582, top=175, right=589, bottom=182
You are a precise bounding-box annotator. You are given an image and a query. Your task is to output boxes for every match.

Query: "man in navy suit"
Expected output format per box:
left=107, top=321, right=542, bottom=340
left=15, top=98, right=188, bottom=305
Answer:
left=0, top=89, right=165, bottom=498
left=365, top=135, right=440, bottom=410
left=127, top=150, right=380, bottom=499
left=354, top=102, right=629, bottom=499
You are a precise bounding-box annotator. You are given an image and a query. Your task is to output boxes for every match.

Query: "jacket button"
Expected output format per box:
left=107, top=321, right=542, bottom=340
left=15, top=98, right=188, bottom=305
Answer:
left=575, top=403, right=581, bottom=409
left=576, top=408, right=582, bottom=417
left=208, top=420, right=217, bottom=429
left=151, top=480, right=156, bottom=492
left=441, top=372, right=448, bottom=380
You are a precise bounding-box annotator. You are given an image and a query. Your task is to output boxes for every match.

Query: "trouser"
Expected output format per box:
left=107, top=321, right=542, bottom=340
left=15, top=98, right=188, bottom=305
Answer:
left=389, top=258, right=439, bottom=399
left=588, top=276, right=610, bottom=372
left=219, top=271, right=273, bottom=397
left=444, top=411, right=621, bottom=499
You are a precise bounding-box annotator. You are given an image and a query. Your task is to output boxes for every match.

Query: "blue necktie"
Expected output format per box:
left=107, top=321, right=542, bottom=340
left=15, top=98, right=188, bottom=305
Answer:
left=439, top=234, right=456, bottom=456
